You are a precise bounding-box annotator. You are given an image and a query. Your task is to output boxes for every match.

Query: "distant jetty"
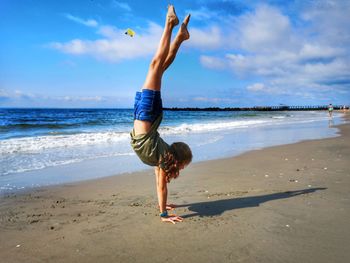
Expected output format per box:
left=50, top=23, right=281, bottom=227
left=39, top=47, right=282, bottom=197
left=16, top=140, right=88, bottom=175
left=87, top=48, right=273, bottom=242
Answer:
left=164, top=105, right=349, bottom=111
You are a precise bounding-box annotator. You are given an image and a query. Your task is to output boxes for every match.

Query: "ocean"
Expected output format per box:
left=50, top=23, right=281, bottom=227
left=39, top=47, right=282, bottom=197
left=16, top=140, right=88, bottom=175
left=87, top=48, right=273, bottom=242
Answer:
left=0, top=108, right=345, bottom=193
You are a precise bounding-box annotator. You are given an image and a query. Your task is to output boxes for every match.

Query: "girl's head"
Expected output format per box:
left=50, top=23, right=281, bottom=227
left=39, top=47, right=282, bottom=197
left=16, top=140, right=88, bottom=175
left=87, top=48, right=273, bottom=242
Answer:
left=162, top=142, right=192, bottom=182
left=171, top=142, right=192, bottom=168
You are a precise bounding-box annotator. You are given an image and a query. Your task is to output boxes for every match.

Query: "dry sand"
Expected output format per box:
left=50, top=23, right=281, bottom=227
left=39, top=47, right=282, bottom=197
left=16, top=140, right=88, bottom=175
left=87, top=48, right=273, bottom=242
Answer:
left=1, top=117, right=349, bottom=263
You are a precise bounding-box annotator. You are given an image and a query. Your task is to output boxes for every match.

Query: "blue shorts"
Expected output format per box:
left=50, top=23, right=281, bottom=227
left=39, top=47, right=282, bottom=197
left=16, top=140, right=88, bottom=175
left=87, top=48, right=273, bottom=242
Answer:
left=133, top=89, right=163, bottom=123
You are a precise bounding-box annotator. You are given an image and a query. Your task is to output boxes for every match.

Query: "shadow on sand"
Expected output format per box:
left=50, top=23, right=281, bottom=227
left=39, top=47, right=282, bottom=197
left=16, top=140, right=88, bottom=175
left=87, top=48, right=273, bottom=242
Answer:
left=177, top=188, right=326, bottom=218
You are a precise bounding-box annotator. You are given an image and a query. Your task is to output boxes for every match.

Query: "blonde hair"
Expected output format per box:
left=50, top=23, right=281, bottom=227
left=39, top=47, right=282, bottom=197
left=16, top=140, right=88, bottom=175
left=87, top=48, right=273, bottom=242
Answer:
left=160, top=142, right=192, bottom=182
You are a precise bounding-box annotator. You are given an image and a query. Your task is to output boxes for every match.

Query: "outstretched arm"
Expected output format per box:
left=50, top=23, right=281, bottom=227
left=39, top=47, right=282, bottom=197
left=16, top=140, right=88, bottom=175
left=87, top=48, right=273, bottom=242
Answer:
left=155, top=167, right=183, bottom=224
left=155, top=166, right=167, bottom=212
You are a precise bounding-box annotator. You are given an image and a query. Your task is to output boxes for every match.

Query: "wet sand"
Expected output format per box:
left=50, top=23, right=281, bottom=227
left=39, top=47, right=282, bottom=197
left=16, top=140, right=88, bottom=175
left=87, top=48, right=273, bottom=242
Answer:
left=1, top=116, right=349, bottom=263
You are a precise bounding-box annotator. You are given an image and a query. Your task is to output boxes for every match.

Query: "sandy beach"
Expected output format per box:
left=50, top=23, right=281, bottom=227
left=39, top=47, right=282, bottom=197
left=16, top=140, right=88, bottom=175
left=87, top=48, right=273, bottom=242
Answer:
left=1, top=116, right=349, bottom=263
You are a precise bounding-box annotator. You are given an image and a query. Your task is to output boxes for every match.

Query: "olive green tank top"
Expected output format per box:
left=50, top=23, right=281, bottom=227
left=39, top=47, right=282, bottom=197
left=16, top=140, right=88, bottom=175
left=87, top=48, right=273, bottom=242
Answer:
left=130, top=114, right=171, bottom=168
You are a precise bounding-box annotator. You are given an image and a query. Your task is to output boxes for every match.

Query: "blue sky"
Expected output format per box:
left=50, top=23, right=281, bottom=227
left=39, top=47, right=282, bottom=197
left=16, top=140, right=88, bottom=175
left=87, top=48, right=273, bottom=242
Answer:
left=1, top=0, right=350, bottom=108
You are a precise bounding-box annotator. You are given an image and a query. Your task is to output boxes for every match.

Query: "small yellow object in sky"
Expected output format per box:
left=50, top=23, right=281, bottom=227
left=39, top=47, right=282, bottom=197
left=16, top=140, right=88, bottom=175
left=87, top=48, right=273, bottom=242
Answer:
left=125, top=28, right=135, bottom=37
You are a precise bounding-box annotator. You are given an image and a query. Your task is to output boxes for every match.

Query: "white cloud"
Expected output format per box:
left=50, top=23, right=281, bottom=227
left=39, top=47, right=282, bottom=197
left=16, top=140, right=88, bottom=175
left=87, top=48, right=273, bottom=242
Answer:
left=49, top=22, right=163, bottom=62
left=59, top=96, right=104, bottom=102
left=0, top=89, right=9, bottom=98
left=187, top=26, right=224, bottom=50
left=193, top=96, right=236, bottom=103
left=246, top=83, right=282, bottom=95
left=237, top=5, right=297, bottom=52
left=54, top=9, right=229, bottom=60
left=199, top=3, right=350, bottom=98
left=247, top=83, right=266, bottom=92
left=299, top=44, right=343, bottom=61
left=50, top=39, right=86, bottom=54
left=98, top=25, right=124, bottom=39
left=64, top=14, right=98, bottom=27
left=0, top=89, right=108, bottom=106
left=199, top=55, right=226, bottom=69
left=0, top=89, right=104, bottom=102
left=0, top=89, right=37, bottom=103
left=49, top=1, right=350, bottom=103
left=111, top=1, right=132, bottom=12
left=185, top=7, right=218, bottom=20
left=245, top=83, right=320, bottom=99
left=301, top=1, right=350, bottom=46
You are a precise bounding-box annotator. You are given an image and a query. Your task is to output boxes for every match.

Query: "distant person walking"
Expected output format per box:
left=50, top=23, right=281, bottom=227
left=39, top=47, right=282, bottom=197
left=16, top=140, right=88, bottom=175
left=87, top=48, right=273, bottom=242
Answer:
left=328, top=103, right=334, bottom=118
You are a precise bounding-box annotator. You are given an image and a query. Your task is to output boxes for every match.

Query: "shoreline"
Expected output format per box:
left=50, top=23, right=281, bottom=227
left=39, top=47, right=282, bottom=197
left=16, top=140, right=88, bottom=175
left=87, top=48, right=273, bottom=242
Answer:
left=0, top=115, right=349, bottom=263
left=3, top=118, right=344, bottom=197
left=1, top=112, right=345, bottom=193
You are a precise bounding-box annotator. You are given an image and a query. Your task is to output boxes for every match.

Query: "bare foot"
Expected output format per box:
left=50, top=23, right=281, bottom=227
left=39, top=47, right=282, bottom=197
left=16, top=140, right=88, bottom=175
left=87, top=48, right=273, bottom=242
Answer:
left=177, top=14, right=191, bottom=41
left=183, top=14, right=191, bottom=26
left=167, top=5, right=179, bottom=26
